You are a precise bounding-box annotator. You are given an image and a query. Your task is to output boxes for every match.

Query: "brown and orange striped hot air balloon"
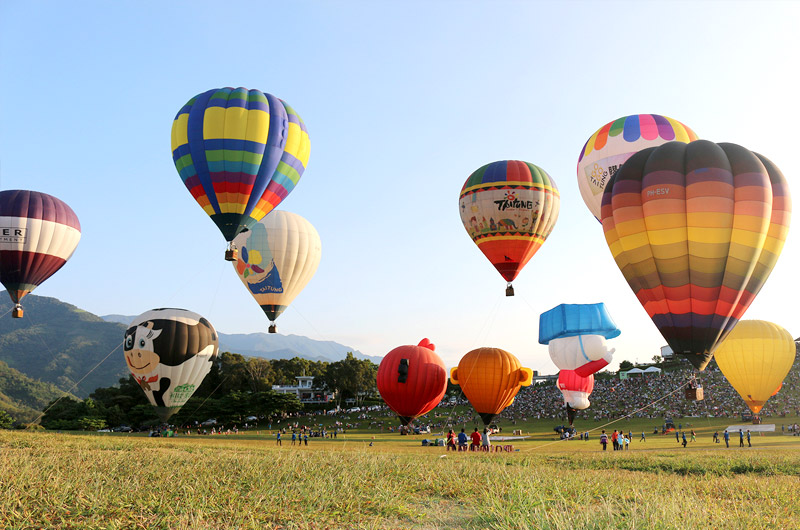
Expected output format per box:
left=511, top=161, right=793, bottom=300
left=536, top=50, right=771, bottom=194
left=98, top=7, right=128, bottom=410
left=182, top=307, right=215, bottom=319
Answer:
left=450, top=347, right=533, bottom=425
left=601, top=140, right=791, bottom=370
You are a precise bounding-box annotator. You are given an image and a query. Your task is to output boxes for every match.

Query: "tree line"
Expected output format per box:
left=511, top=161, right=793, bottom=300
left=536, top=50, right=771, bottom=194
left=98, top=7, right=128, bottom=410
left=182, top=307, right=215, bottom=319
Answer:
left=37, top=352, right=378, bottom=431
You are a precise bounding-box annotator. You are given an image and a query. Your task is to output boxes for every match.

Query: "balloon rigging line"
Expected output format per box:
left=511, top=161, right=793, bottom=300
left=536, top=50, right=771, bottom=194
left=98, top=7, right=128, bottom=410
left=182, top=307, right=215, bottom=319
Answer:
left=161, top=251, right=219, bottom=307
left=23, top=310, right=77, bottom=380
left=0, top=305, right=14, bottom=319
left=439, top=293, right=506, bottom=432
left=206, top=257, right=227, bottom=317
left=183, top=374, right=230, bottom=423
left=520, top=377, right=692, bottom=453
left=32, top=341, right=123, bottom=426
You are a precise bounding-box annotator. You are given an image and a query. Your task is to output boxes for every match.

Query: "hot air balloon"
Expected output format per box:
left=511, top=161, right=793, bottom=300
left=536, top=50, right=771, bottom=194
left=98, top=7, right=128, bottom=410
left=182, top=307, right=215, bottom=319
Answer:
left=578, top=114, right=697, bottom=221
left=459, top=160, right=560, bottom=296
left=601, top=140, right=791, bottom=370
left=232, top=210, right=321, bottom=333
left=449, top=347, right=533, bottom=424
left=557, top=369, right=594, bottom=425
left=124, top=308, right=219, bottom=422
left=713, top=320, right=795, bottom=415
left=0, top=190, right=81, bottom=318
left=376, top=338, right=447, bottom=426
left=539, top=303, right=620, bottom=377
left=171, top=87, right=310, bottom=260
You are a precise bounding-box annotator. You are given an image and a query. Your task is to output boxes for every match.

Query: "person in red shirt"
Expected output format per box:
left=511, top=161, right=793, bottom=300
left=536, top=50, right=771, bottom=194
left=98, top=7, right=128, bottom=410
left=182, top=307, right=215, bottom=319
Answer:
left=470, top=428, right=482, bottom=450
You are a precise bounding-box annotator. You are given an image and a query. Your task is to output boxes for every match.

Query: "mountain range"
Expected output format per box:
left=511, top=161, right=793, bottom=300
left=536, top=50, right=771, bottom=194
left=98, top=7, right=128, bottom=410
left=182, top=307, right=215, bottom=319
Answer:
left=0, top=294, right=375, bottom=403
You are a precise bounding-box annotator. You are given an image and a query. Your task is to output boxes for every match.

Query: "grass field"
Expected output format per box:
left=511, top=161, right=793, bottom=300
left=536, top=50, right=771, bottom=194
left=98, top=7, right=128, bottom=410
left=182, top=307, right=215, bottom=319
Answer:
left=2, top=415, right=800, bottom=529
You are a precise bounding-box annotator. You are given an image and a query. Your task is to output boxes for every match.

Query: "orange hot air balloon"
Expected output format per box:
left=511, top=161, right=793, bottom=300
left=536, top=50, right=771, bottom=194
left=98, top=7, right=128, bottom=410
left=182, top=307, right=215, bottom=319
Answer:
left=449, top=347, right=533, bottom=424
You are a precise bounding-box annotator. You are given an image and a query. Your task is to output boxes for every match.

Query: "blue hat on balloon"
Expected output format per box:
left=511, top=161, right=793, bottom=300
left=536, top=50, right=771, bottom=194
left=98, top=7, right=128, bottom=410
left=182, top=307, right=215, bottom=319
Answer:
left=539, top=303, right=621, bottom=344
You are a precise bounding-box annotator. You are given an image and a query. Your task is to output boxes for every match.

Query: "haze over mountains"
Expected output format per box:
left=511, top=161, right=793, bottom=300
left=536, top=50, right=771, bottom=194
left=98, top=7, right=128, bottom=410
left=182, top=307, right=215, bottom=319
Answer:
left=0, top=294, right=374, bottom=400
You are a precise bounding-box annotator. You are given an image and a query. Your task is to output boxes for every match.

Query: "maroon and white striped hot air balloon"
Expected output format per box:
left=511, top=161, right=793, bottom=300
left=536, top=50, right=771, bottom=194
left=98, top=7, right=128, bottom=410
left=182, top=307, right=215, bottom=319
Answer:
left=0, top=190, right=81, bottom=317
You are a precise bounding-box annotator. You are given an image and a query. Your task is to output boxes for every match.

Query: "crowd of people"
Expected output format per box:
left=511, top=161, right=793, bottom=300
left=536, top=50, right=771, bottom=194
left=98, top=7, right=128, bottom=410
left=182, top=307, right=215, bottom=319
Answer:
left=502, top=358, right=800, bottom=424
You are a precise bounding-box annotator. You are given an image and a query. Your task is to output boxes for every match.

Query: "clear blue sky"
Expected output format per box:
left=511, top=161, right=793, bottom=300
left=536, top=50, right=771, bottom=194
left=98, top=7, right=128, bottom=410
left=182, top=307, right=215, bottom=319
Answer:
left=1, top=1, right=798, bottom=373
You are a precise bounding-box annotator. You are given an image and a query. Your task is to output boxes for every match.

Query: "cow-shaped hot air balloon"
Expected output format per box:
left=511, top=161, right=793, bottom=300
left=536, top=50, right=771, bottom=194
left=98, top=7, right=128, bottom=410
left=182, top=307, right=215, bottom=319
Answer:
left=450, top=347, right=533, bottom=425
left=171, top=87, right=310, bottom=260
left=601, top=140, right=791, bottom=370
left=232, top=211, right=321, bottom=333
left=0, top=190, right=81, bottom=318
left=577, top=114, right=697, bottom=222
left=124, top=308, right=219, bottom=422
left=459, top=160, right=560, bottom=296
left=713, top=320, right=795, bottom=416
left=376, top=338, right=447, bottom=426
left=557, top=369, right=594, bottom=425
left=539, top=303, right=620, bottom=377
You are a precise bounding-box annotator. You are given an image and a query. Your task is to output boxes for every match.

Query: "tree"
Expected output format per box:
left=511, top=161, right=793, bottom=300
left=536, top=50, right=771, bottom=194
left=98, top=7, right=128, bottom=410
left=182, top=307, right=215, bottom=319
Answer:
left=618, top=360, right=634, bottom=372
left=322, top=353, right=378, bottom=407
left=0, top=410, right=13, bottom=429
left=651, top=355, right=663, bottom=365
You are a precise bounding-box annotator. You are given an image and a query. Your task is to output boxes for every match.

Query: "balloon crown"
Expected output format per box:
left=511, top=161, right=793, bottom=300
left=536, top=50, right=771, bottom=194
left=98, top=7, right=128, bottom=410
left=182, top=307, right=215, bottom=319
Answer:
left=418, top=338, right=435, bottom=351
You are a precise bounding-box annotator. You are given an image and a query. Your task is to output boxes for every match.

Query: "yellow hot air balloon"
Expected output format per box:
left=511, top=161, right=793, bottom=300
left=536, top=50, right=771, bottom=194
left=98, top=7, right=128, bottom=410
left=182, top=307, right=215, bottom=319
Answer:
left=450, top=347, right=533, bottom=424
left=713, top=320, right=795, bottom=415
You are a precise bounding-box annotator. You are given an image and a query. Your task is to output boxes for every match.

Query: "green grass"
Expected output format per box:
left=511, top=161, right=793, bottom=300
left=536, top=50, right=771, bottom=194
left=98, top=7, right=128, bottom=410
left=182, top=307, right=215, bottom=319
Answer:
left=2, top=427, right=800, bottom=529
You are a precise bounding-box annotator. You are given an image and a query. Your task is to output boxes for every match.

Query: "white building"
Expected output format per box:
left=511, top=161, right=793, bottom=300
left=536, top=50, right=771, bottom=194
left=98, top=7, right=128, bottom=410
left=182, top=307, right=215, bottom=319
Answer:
left=272, top=376, right=333, bottom=403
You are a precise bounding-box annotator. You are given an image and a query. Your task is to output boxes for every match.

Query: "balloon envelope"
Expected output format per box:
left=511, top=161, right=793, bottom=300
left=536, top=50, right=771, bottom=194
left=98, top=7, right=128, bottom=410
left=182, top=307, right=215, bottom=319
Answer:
left=540, top=303, right=620, bottom=376
left=557, top=369, right=594, bottom=410
left=601, top=140, right=791, bottom=370
left=171, top=87, right=310, bottom=242
left=459, top=160, right=559, bottom=285
left=713, top=320, right=795, bottom=414
left=0, top=190, right=80, bottom=308
left=124, top=308, right=219, bottom=422
left=578, top=114, right=697, bottom=221
left=232, top=211, right=321, bottom=327
left=450, top=347, right=533, bottom=424
left=376, top=338, right=447, bottom=426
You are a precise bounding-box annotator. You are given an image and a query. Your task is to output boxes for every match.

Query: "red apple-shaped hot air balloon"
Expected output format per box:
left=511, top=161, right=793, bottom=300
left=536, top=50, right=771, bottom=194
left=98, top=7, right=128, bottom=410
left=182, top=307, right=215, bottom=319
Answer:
left=376, top=338, right=447, bottom=426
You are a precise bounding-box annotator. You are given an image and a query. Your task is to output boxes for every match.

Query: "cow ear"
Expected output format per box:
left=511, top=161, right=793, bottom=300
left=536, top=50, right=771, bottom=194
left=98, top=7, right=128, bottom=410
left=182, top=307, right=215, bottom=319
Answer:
left=151, top=328, right=162, bottom=340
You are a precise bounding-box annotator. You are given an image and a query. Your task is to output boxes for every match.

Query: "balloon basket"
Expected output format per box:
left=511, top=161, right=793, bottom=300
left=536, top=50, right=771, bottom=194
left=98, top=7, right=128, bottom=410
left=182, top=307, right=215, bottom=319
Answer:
left=505, top=283, right=515, bottom=297
left=685, top=386, right=704, bottom=401
left=269, top=324, right=277, bottom=334
left=225, top=248, right=238, bottom=262
left=12, top=306, right=23, bottom=319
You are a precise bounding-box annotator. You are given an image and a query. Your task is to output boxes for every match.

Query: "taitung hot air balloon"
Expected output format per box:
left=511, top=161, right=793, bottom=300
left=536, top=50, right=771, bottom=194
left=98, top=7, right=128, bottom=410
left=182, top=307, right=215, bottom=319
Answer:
left=539, top=303, right=620, bottom=377
left=0, top=190, right=81, bottom=318
left=459, top=160, right=560, bottom=296
left=232, top=210, right=321, bottom=333
left=171, top=87, right=310, bottom=259
left=557, top=369, right=594, bottom=425
left=376, top=338, right=447, bottom=426
left=578, top=114, right=697, bottom=221
left=123, top=308, right=219, bottom=422
left=450, top=347, right=533, bottom=425
left=601, top=140, right=791, bottom=370
left=713, top=320, right=795, bottom=415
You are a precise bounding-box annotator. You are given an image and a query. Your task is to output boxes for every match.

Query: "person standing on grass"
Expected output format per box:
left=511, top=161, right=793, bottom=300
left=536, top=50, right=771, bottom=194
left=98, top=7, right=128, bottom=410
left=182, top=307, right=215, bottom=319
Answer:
left=458, top=428, right=468, bottom=450
left=612, top=430, right=618, bottom=451
left=682, top=432, right=687, bottom=448
left=600, top=430, right=608, bottom=451
left=690, top=430, right=696, bottom=443
left=724, top=430, right=730, bottom=448
left=624, top=436, right=630, bottom=450
left=641, top=431, right=646, bottom=442
left=713, top=431, right=719, bottom=443
left=291, top=432, right=296, bottom=445
left=675, top=430, right=680, bottom=443
left=747, top=430, right=751, bottom=447
left=446, top=429, right=456, bottom=451
left=470, top=428, right=481, bottom=451
left=304, top=433, right=308, bottom=446
left=481, top=428, right=491, bottom=450
left=276, top=432, right=282, bottom=446
left=739, top=429, right=744, bottom=447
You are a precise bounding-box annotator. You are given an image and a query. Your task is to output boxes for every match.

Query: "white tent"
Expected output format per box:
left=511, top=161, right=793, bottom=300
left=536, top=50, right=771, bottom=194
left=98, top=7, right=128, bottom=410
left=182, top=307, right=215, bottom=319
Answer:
left=642, top=366, right=662, bottom=374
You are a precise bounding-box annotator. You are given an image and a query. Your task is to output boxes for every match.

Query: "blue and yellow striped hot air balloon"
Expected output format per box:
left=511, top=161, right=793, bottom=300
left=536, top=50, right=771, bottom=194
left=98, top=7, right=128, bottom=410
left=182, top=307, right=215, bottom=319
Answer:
left=171, top=88, right=310, bottom=257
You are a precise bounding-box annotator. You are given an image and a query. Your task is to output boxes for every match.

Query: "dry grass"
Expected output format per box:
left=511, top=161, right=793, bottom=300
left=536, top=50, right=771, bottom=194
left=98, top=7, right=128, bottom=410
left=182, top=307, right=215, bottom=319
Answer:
left=2, top=430, right=799, bottom=529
